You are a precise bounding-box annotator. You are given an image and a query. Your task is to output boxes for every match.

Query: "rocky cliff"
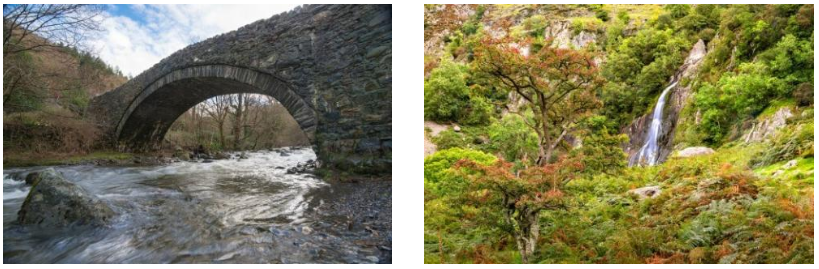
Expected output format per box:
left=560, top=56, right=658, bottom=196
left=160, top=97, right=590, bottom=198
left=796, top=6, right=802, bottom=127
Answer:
left=623, top=39, right=707, bottom=165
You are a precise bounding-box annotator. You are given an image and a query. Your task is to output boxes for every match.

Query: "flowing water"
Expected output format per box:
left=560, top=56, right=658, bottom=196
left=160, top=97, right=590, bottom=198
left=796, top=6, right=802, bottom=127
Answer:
left=3, top=147, right=391, bottom=263
left=629, top=82, right=678, bottom=166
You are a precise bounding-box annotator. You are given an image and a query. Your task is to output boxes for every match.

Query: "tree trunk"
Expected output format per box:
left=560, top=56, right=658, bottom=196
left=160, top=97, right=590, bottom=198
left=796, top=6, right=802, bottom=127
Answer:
left=218, top=121, right=225, bottom=149
left=232, top=94, right=244, bottom=150
left=514, top=210, right=540, bottom=263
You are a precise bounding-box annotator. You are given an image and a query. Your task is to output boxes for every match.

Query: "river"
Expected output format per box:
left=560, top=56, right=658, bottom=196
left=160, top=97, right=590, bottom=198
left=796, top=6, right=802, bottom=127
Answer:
left=3, top=147, right=391, bottom=263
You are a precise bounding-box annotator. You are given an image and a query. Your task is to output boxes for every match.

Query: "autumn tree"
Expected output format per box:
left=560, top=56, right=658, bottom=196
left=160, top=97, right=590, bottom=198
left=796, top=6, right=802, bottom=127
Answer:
left=472, top=37, right=603, bottom=164
left=455, top=157, right=584, bottom=263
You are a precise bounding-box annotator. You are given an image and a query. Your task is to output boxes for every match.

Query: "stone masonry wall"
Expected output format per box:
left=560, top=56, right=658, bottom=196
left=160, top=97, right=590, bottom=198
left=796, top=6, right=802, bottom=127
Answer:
left=88, top=4, right=392, bottom=174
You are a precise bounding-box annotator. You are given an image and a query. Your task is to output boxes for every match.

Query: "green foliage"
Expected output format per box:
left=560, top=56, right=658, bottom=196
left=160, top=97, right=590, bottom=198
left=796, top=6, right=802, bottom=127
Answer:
left=665, top=4, right=690, bottom=19
left=482, top=114, right=539, bottom=162
left=432, top=129, right=468, bottom=151
left=424, top=58, right=493, bottom=125
left=64, top=84, right=90, bottom=114
left=571, top=116, right=628, bottom=175
left=571, top=17, right=604, bottom=35
left=749, top=121, right=814, bottom=167
left=424, top=147, right=496, bottom=188
left=511, top=15, right=548, bottom=39
left=694, top=63, right=787, bottom=143
left=425, top=5, right=815, bottom=264
left=758, top=34, right=814, bottom=86
left=616, top=10, right=629, bottom=23
left=601, top=27, right=690, bottom=128
left=596, top=9, right=610, bottom=22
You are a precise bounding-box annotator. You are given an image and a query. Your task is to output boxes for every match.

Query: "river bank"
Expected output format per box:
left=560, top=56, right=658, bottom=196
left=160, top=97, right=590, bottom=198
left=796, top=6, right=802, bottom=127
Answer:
left=3, top=148, right=391, bottom=263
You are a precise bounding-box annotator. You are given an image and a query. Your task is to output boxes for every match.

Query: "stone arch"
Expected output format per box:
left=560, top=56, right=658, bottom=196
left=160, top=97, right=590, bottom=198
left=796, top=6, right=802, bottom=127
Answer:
left=116, top=64, right=317, bottom=151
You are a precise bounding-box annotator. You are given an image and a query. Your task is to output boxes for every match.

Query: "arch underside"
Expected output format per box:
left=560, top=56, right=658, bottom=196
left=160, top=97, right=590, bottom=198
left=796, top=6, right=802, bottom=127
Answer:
left=117, top=65, right=316, bottom=151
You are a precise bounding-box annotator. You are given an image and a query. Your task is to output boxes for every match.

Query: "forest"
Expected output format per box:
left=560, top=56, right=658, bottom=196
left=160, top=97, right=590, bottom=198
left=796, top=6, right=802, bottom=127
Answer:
left=424, top=4, right=813, bottom=263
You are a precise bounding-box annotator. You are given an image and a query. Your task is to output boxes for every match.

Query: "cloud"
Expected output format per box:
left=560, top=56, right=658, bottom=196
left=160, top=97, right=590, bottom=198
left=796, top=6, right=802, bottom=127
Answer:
left=88, top=4, right=298, bottom=77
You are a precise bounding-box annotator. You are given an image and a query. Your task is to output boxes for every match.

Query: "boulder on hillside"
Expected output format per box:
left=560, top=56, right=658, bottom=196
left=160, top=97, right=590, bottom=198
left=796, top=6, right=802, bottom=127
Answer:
left=676, top=147, right=716, bottom=158
left=17, top=168, right=115, bottom=227
left=629, top=186, right=662, bottom=199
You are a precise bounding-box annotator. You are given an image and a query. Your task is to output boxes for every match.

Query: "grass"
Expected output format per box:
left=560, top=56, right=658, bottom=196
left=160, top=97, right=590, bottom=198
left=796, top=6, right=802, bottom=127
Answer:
left=3, top=151, right=133, bottom=167
left=758, top=98, right=796, bottom=118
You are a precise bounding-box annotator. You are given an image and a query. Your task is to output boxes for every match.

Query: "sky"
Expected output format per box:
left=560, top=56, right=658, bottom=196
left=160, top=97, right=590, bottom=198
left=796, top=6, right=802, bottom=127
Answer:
left=88, top=4, right=299, bottom=77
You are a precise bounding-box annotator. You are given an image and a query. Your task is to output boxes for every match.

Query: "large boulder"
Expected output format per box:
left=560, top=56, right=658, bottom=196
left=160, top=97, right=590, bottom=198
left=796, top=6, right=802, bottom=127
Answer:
left=676, top=147, right=716, bottom=158
left=742, top=107, right=793, bottom=143
left=17, top=168, right=114, bottom=227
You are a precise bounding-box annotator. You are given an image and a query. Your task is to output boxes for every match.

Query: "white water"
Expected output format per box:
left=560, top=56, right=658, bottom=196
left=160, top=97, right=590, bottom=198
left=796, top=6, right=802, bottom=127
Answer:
left=3, top=147, right=392, bottom=263
left=630, top=82, right=678, bottom=166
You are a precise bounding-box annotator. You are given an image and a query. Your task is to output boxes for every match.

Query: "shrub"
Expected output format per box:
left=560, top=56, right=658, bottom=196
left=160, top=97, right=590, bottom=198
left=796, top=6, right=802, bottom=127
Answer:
left=432, top=129, right=468, bottom=150
left=793, top=82, right=813, bottom=106
left=596, top=9, right=610, bottom=22
left=424, top=148, right=496, bottom=195
left=424, top=58, right=470, bottom=122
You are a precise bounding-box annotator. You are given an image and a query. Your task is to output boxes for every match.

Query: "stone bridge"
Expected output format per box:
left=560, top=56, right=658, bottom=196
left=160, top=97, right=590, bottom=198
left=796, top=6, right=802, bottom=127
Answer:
left=88, top=4, right=391, bottom=174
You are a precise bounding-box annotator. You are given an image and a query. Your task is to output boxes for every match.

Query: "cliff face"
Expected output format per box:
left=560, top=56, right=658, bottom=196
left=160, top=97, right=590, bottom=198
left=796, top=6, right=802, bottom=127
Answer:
left=624, top=39, right=707, bottom=165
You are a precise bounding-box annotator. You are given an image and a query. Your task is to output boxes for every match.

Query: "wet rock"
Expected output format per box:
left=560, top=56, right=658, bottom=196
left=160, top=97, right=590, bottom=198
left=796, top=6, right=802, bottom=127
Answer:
left=676, top=147, right=716, bottom=158
left=175, top=150, right=191, bottom=161
left=364, top=255, right=379, bottom=263
left=215, top=252, right=237, bottom=261
left=287, top=161, right=317, bottom=174
left=624, top=40, right=707, bottom=165
left=239, top=152, right=249, bottom=159
left=629, top=186, right=662, bottom=199
left=214, top=152, right=230, bottom=160
left=24, top=172, right=40, bottom=185
left=17, top=168, right=114, bottom=227
left=301, top=226, right=313, bottom=235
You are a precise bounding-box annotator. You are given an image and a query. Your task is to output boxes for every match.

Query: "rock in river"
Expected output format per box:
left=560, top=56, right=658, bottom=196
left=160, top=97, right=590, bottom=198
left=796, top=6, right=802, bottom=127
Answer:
left=17, top=168, right=114, bottom=227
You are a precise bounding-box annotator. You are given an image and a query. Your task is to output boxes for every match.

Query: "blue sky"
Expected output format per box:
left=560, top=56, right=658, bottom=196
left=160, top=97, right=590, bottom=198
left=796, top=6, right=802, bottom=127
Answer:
left=88, top=4, right=298, bottom=77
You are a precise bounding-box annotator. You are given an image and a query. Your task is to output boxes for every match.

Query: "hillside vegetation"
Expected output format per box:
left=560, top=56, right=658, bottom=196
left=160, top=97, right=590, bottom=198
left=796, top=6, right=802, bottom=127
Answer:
left=424, top=4, right=813, bottom=263
left=3, top=29, right=128, bottom=163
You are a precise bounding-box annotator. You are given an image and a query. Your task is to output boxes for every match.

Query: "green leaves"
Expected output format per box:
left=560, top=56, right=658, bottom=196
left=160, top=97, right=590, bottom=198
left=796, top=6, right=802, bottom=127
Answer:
left=424, top=58, right=494, bottom=125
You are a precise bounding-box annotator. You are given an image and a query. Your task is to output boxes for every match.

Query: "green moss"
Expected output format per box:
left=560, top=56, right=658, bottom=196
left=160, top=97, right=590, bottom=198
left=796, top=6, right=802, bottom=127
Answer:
left=758, top=98, right=795, bottom=118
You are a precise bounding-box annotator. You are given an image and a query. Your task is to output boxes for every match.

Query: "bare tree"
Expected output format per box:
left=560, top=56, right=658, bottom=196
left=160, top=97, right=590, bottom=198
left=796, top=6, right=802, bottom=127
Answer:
left=3, top=4, right=105, bottom=57
left=201, top=95, right=231, bottom=149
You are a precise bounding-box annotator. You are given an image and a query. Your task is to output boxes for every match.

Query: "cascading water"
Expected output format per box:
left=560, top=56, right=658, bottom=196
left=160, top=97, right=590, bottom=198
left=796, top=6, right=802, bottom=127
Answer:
left=629, top=82, right=678, bottom=166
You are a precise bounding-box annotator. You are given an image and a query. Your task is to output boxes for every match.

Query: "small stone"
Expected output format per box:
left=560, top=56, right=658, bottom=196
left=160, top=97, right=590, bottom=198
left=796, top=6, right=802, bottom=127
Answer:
left=452, top=125, right=461, bottom=132
left=629, top=186, right=662, bottom=199
left=301, top=226, right=313, bottom=235
left=364, top=256, right=379, bottom=263
left=215, top=252, right=236, bottom=261
left=782, top=160, right=798, bottom=169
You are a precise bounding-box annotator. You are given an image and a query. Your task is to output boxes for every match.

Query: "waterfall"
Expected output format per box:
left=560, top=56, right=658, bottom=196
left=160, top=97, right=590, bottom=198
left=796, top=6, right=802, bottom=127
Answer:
left=629, top=82, right=678, bottom=166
